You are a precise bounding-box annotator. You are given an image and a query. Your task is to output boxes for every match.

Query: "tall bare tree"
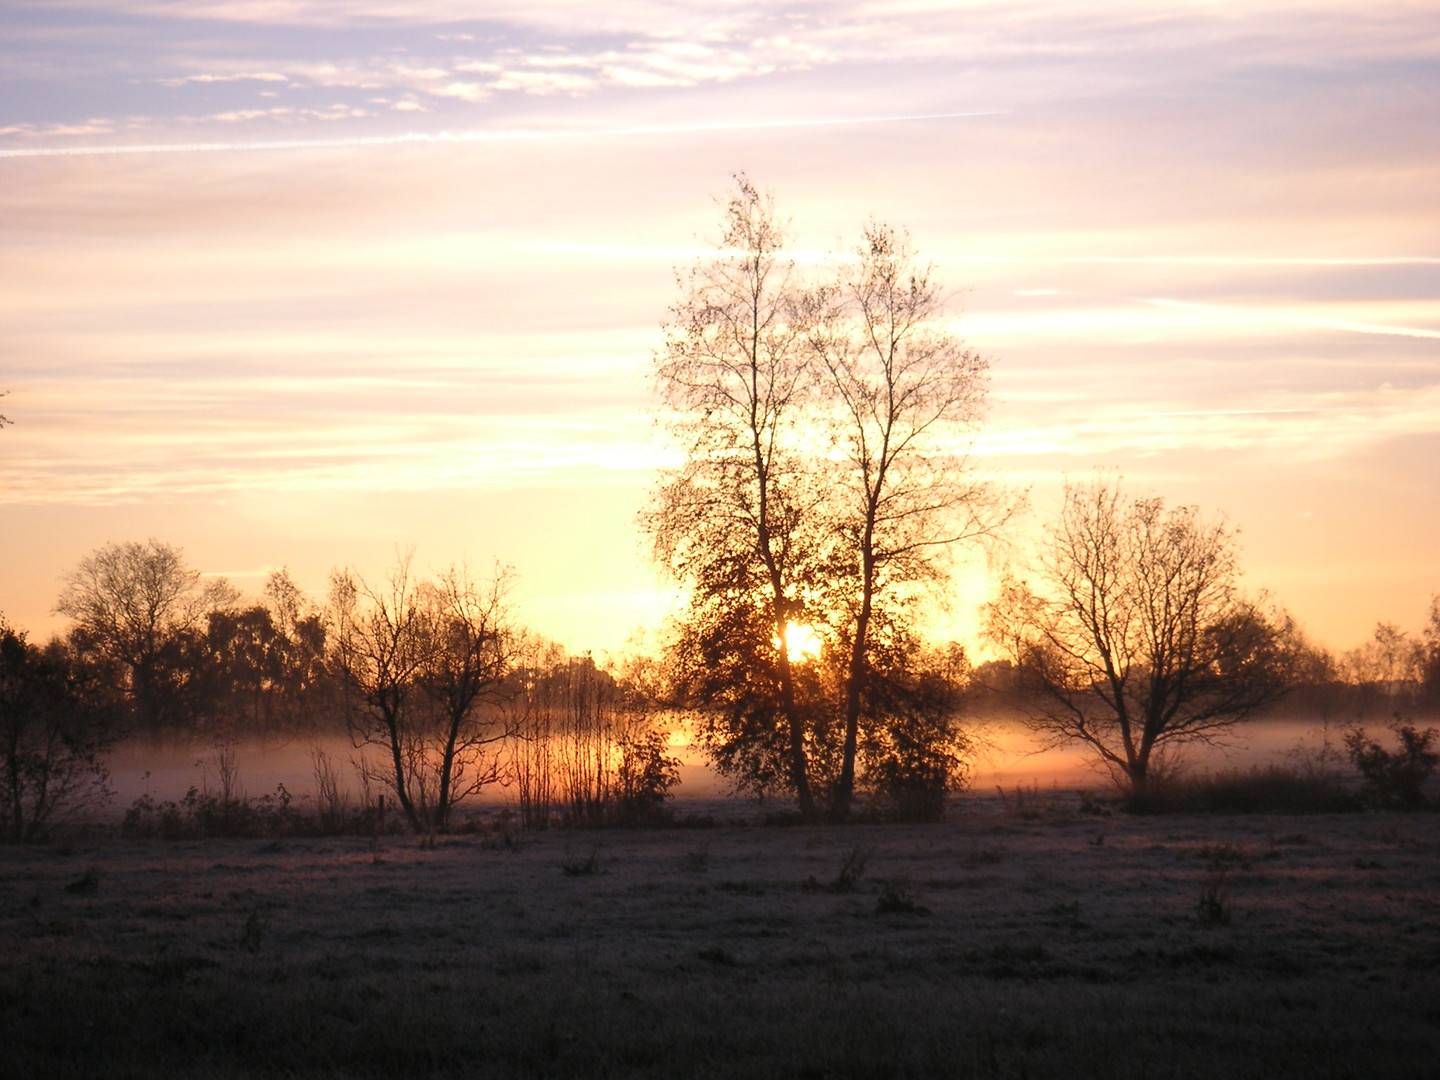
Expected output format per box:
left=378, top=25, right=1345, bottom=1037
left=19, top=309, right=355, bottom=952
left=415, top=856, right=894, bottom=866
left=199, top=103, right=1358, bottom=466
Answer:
left=803, top=222, right=1002, bottom=820
left=649, top=174, right=823, bottom=817
left=986, top=478, right=1292, bottom=791
left=413, top=566, right=514, bottom=830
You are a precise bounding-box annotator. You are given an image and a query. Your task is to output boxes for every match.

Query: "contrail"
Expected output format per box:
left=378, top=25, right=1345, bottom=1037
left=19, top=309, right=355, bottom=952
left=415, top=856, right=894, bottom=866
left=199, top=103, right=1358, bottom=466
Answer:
left=0, top=110, right=1003, bottom=160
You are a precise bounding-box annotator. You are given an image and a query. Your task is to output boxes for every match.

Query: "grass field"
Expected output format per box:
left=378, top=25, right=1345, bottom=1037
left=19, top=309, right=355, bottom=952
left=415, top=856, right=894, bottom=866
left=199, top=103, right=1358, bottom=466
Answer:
left=3, top=794, right=1438, bottom=1078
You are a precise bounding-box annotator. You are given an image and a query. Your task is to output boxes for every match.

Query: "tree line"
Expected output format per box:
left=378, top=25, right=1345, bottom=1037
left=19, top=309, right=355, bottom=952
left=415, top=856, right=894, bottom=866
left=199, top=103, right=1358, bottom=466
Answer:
left=0, top=542, right=680, bottom=842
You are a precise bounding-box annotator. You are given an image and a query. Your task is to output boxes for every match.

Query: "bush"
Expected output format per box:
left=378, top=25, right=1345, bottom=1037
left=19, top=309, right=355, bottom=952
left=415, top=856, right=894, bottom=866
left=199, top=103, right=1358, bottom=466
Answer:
left=615, top=728, right=681, bottom=826
left=1345, top=721, right=1439, bottom=810
left=0, top=624, right=117, bottom=842
left=1124, top=766, right=1360, bottom=815
left=121, top=783, right=305, bottom=840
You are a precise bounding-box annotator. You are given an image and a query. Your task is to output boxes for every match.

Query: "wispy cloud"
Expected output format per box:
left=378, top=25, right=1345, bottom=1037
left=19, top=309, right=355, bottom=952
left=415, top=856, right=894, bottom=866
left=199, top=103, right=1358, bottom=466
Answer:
left=0, top=109, right=1000, bottom=158
left=1141, top=297, right=1440, bottom=341
left=981, top=384, right=1440, bottom=461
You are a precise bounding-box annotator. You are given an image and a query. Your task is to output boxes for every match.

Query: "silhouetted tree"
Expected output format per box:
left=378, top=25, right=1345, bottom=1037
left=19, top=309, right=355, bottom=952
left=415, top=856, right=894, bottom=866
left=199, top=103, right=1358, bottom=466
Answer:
left=55, top=539, right=235, bottom=731
left=802, top=222, right=1005, bottom=820
left=1425, top=596, right=1440, bottom=703
left=1342, top=621, right=1426, bottom=701
left=0, top=622, right=116, bottom=842
left=857, top=630, right=972, bottom=821
left=649, top=175, right=824, bottom=817
left=413, top=566, right=514, bottom=830
left=986, top=479, right=1292, bottom=791
left=652, top=180, right=1000, bottom=820
left=202, top=574, right=329, bottom=734
left=330, top=558, right=513, bottom=834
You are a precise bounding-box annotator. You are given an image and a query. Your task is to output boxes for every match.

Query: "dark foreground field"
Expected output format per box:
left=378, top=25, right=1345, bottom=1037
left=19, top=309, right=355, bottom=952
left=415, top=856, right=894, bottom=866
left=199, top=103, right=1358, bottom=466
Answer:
left=3, top=796, right=1439, bottom=1079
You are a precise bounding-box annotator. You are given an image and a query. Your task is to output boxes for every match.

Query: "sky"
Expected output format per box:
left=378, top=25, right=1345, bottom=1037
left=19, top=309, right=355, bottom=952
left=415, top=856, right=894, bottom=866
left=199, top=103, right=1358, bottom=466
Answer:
left=1, top=0, right=1437, bottom=658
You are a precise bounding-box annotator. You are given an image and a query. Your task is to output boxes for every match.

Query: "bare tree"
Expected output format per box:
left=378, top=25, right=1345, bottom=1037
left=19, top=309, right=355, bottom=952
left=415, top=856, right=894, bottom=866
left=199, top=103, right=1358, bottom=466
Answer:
left=413, top=566, right=514, bottom=830
left=986, top=479, right=1292, bottom=791
left=55, top=539, right=234, bottom=730
left=330, top=557, right=513, bottom=834
left=648, top=174, right=824, bottom=817
left=803, top=222, right=1004, bottom=820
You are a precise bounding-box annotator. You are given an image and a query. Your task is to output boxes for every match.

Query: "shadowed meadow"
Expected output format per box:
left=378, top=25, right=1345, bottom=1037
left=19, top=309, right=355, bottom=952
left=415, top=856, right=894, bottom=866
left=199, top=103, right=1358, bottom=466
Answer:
left=4, top=796, right=1439, bottom=1079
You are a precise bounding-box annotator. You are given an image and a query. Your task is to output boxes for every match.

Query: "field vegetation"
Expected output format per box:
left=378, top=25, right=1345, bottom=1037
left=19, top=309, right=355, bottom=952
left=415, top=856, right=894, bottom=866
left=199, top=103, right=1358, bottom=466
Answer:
left=4, top=796, right=1439, bottom=1078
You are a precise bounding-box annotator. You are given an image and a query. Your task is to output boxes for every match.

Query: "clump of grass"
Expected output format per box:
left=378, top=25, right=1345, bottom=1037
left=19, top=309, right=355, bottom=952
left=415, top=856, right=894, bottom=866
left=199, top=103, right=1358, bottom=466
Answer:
left=963, top=847, right=1004, bottom=867
left=1040, top=901, right=1086, bottom=930
left=835, top=845, right=872, bottom=891
left=1125, top=766, right=1361, bottom=815
left=560, top=851, right=601, bottom=877
left=716, top=880, right=764, bottom=895
left=64, top=869, right=99, bottom=895
left=121, top=783, right=310, bottom=840
left=481, top=819, right=523, bottom=853
left=801, top=845, right=873, bottom=894
left=874, top=880, right=931, bottom=916
left=681, top=846, right=710, bottom=874
left=1196, top=868, right=1233, bottom=926
left=239, top=907, right=266, bottom=952
left=996, top=784, right=1049, bottom=819
left=1197, top=843, right=1251, bottom=870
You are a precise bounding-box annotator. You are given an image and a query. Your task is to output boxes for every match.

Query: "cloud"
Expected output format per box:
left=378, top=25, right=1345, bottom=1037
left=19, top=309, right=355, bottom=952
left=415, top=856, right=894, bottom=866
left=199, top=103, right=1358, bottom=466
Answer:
left=155, top=71, right=289, bottom=86
left=1141, top=297, right=1440, bottom=341
left=431, top=81, right=489, bottom=102
left=0, top=121, right=115, bottom=138
left=0, top=109, right=1000, bottom=157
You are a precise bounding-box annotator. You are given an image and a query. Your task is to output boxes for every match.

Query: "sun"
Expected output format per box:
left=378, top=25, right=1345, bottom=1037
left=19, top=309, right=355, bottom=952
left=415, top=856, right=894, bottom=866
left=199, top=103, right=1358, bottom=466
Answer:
left=777, top=623, right=823, bottom=665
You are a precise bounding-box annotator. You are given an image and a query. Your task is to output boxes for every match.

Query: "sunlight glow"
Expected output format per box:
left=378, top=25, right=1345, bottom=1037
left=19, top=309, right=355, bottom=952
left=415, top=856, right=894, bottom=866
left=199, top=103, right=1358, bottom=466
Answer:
left=777, top=624, right=824, bottom=665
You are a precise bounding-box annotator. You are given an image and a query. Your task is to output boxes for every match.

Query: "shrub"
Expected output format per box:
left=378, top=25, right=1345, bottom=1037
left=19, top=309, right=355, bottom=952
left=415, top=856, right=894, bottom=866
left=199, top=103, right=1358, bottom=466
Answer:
left=0, top=625, right=117, bottom=842
left=121, top=783, right=304, bottom=840
left=615, top=728, right=681, bottom=826
left=1123, top=766, right=1360, bottom=815
left=1345, top=721, right=1439, bottom=810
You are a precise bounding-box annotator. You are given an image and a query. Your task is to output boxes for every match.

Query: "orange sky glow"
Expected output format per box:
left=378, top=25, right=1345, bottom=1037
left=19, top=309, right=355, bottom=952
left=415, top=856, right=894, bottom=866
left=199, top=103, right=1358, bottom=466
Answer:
left=1, top=0, right=1437, bottom=657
